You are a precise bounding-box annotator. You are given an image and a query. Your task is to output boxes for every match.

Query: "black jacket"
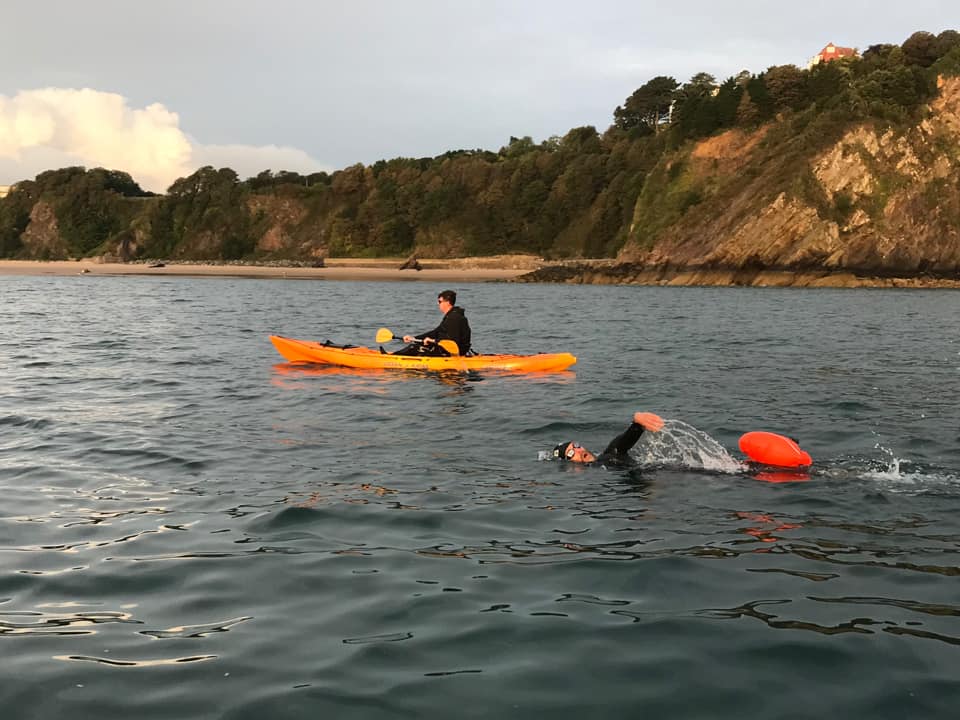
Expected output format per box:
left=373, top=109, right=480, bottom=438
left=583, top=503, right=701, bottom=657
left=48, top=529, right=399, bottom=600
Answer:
left=417, top=306, right=471, bottom=354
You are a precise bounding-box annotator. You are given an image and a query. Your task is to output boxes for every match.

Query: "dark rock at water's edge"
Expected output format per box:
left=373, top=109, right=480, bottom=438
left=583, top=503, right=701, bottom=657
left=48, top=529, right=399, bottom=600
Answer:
left=514, top=261, right=960, bottom=288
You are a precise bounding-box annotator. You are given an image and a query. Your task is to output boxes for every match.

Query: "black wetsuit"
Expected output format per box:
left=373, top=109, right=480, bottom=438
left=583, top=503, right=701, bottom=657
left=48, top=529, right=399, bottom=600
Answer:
left=592, top=422, right=646, bottom=468
left=395, top=306, right=472, bottom=356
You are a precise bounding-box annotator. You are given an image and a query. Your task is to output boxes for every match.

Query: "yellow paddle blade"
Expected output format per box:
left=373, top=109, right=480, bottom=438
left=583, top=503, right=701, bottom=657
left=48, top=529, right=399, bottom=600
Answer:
left=438, top=339, right=460, bottom=355
left=375, top=327, right=394, bottom=343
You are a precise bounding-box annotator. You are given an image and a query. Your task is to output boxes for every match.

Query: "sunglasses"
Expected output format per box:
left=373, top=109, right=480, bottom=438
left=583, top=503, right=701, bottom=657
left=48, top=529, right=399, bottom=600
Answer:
left=565, top=443, right=581, bottom=459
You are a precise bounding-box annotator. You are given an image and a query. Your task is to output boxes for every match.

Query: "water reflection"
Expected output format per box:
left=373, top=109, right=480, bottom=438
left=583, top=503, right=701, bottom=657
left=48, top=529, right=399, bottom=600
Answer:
left=0, top=609, right=137, bottom=636
left=140, top=615, right=252, bottom=639
left=270, top=362, right=483, bottom=395
left=699, top=599, right=877, bottom=635
left=734, top=511, right=803, bottom=544
left=750, top=469, right=811, bottom=483
left=272, top=362, right=575, bottom=387
left=700, top=597, right=960, bottom=645
left=54, top=654, right=217, bottom=666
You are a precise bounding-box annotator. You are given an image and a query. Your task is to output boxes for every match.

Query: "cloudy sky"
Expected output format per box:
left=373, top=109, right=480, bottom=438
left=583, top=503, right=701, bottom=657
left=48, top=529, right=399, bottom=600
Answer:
left=0, top=1, right=954, bottom=191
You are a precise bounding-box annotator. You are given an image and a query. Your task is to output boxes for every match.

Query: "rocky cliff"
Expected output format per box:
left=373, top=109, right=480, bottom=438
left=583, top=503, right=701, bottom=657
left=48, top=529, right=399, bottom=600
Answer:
left=520, top=78, right=960, bottom=287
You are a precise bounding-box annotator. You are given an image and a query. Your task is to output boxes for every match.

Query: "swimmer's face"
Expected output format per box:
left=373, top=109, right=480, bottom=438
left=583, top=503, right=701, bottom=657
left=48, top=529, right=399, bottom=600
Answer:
left=565, top=443, right=595, bottom=463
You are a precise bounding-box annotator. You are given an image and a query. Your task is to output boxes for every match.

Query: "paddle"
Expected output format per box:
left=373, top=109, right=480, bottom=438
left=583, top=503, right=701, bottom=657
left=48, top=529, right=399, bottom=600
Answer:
left=375, top=327, right=460, bottom=355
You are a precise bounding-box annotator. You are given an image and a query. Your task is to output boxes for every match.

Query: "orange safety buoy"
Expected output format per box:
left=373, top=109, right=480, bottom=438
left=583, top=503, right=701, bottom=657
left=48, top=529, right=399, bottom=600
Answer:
left=739, top=431, right=812, bottom=468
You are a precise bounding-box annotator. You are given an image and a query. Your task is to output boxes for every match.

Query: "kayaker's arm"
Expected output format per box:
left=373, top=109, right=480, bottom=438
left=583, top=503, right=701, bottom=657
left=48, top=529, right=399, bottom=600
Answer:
left=411, top=318, right=448, bottom=345
left=417, top=321, right=445, bottom=342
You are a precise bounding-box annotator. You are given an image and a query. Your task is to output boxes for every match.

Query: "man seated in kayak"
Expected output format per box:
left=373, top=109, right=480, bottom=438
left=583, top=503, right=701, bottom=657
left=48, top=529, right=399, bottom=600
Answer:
left=394, top=289, right=472, bottom=356
left=552, top=412, right=665, bottom=468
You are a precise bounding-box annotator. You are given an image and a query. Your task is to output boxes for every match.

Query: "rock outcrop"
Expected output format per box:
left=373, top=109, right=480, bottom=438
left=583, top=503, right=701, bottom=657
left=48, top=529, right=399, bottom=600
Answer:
left=19, top=201, right=68, bottom=259
left=527, top=77, right=960, bottom=287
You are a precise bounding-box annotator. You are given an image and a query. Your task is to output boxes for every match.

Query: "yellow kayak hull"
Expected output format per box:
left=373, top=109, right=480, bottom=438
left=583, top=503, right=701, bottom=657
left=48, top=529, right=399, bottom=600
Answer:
left=269, top=336, right=576, bottom=372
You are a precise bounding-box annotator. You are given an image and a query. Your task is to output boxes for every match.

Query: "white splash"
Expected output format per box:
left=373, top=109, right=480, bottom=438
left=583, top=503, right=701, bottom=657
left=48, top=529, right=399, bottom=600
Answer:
left=861, top=438, right=960, bottom=491
left=634, top=419, right=745, bottom=473
left=863, top=441, right=911, bottom=483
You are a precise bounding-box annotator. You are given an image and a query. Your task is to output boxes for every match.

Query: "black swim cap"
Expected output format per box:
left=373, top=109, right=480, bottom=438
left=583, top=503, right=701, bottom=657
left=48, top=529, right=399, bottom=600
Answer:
left=553, top=441, right=572, bottom=460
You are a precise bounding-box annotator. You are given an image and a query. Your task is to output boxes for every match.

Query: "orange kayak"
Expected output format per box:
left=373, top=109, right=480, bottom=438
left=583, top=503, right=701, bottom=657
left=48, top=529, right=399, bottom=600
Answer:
left=269, top=336, right=576, bottom=372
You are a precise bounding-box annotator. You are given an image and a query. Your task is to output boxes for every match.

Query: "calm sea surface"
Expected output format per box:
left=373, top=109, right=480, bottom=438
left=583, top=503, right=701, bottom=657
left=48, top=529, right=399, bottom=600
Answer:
left=1, top=276, right=959, bottom=719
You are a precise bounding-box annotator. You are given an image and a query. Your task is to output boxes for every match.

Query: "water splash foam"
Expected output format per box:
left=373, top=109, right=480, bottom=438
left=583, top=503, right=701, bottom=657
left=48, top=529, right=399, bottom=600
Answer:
left=858, top=437, right=960, bottom=491
left=635, top=420, right=745, bottom=474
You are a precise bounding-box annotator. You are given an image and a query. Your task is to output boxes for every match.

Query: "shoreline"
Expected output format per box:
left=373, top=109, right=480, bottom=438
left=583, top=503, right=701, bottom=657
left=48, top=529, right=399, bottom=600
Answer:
left=4, top=258, right=959, bottom=288
left=0, top=257, right=538, bottom=282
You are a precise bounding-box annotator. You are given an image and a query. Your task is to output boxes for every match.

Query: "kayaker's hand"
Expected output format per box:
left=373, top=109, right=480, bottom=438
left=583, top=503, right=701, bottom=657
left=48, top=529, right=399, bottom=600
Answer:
left=402, top=335, right=414, bottom=343
left=423, top=337, right=435, bottom=346
left=634, top=412, right=664, bottom=432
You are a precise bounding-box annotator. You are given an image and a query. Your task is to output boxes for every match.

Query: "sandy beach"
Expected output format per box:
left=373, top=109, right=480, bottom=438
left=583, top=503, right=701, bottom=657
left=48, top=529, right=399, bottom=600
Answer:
left=0, top=256, right=543, bottom=282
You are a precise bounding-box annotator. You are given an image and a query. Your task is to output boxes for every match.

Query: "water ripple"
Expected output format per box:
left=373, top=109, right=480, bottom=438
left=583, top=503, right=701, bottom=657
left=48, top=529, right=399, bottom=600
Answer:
left=0, top=609, right=138, bottom=636
left=2, top=278, right=959, bottom=717
left=54, top=654, right=217, bottom=666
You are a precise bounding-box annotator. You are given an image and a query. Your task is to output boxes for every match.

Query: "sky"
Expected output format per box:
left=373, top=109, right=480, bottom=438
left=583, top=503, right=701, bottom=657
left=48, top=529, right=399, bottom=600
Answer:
left=0, top=1, right=955, bottom=192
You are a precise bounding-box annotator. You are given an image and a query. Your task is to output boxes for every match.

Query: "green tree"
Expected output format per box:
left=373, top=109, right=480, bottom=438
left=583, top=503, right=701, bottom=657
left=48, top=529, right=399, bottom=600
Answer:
left=763, top=64, right=808, bottom=111
left=935, top=30, right=960, bottom=58
left=560, top=126, right=602, bottom=154
left=714, top=76, right=744, bottom=127
left=670, top=72, right=720, bottom=139
left=807, top=60, right=850, bottom=103
left=0, top=183, right=35, bottom=256
left=932, top=45, right=960, bottom=77
left=96, top=169, right=150, bottom=197
left=499, top=135, right=537, bottom=158
left=614, top=76, right=679, bottom=133
left=744, top=76, right=773, bottom=119
left=855, top=64, right=932, bottom=117
left=670, top=95, right=707, bottom=138
left=902, top=31, right=940, bottom=67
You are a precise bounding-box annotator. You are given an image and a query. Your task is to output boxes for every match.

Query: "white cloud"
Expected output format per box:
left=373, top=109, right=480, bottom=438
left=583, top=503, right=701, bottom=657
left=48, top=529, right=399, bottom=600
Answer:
left=0, top=88, right=328, bottom=192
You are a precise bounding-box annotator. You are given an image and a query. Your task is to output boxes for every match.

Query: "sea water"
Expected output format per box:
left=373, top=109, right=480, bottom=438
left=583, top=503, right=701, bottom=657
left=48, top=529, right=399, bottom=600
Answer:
left=1, top=276, right=959, bottom=718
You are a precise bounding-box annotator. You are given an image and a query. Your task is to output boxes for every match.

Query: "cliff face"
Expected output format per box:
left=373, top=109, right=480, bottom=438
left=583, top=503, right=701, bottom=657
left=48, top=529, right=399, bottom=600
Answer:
left=248, top=194, right=327, bottom=260
left=609, top=78, right=960, bottom=285
left=20, top=201, right=69, bottom=259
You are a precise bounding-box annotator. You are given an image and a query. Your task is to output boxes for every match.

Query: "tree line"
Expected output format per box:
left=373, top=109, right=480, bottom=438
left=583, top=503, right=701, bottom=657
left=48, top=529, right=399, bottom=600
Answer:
left=1, top=30, right=958, bottom=261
